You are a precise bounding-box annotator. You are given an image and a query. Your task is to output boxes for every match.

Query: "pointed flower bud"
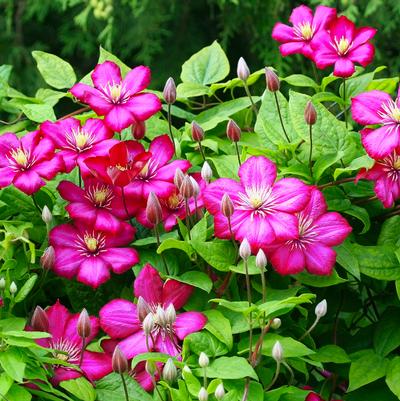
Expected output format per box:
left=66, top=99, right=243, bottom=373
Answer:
left=143, top=313, right=155, bottom=336
left=215, top=383, right=225, bottom=400
left=163, top=358, right=177, bottom=382
left=9, top=282, right=17, bottom=295
left=201, top=161, right=212, bottom=184
left=198, top=352, right=209, bottom=368
left=41, top=205, right=52, bottom=225
left=180, top=175, right=195, bottom=199
left=239, top=238, right=251, bottom=260
left=237, top=57, right=250, bottom=81
left=315, top=299, right=327, bottom=318
left=198, top=387, right=208, bottom=401
left=174, top=168, right=185, bottom=190
left=156, top=305, right=167, bottom=327
left=146, top=192, right=163, bottom=225
left=255, top=249, right=267, bottom=270
left=304, top=101, right=317, bottom=125
left=226, top=119, right=241, bottom=142
left=191, top=121, right=204, bottom=142
left=271, top=318, right=281, bottom=330
left=183, top=365, right=192, bottom=374
left=131, top=120, right=146, bottom=140
left=112, top=346, right=128, bottom=373
left=221, top=193, right=234, bottom=218
left=163, top=77, right=177, bottom=104
left=0, top=278, right=5, bottom=290
left=31, top=306, right=49, bottom=332
left=137, top=296, right=151, bottom=322
left=190, top=176, right=200, bottom=198
left=145, top=360, right=156, bottom=376
left=265, top=68, right=280, bottom=92
left=165, top=304, right=176, bottom=325
left=40, top=246, right=55, bottom=271
left=272, top=340, right=284, bottom=362
left=77, top=308, right=91, bottom=339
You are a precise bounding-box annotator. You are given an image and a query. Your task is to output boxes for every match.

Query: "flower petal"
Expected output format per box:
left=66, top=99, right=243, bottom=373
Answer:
left=272, top=23, right=295, bottom=42
left=52, top=247, right=82, bottom=279
left=148, top=135, right=174, bottom=167
left=124, top=93, right=162, bottom=121
left=91, top=61, right=122, bottom=88
left=49, top=224, right=78, bottom=248
left=174, top=312, right=207, bottom=340
left=352, top=27, right=377, bottom=48
left=289, top=5, right=313, bottom=26
left=100, top=247, right=139, bottom=274
left=361, top=126, right=400, bottom=159
left=329, top=15, right=355, bottom=42
left=45, top=300, right=70, bottom=340
left=118, top=330, right=150, bottom=359
left=279, top=42, right=307, bottom=57
left=312, top=6, right=337, bottom=31
left=273, top=177, right=310, bottom=212
left=123, top=66, right=151, bottom=94
left=13, top=170, right=45, bottom=195
left=57, top=180, right=85, bottom=202
left=155, top=334, right=180, bottom=357
left=134, top=264, right=163, bottom=304
left=81, top=351, right=112, bottom=381
left=351, top=90, right=391, bottom=125
left=314, top=212, right=352, bottom=246
left=348, top=43, right=375, bottom=67
left=305, top=243, right=336, bottom=275
left=203, top=178, right=243, bottom=215
left=268, top=212, right=299, bottom=241
left=238, top=156, right=277, bottom=188
left=77, top=257, right=110, bottom=288
left=162, top=280, right=193, bottom=310
left=104, top=106, right=135, bottom=132
left=269, top=245, right=306, bottom=275
left=333, top=58, right=355, bottom=78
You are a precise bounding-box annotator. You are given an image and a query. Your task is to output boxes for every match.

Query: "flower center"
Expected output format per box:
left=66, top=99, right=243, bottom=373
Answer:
left=285, top=214, right=318, bottom=250
left=236, top=186, right=276, bottom=217
left=137, top=159, right=158, bottom=181
left=85, top=236, right=98, bottom=252
left=10, top=148, right=29, bottom=167
left=76, top=231, right=106, bottom=256
left=167, top=193, right=182, bottom=209
left=85, top=184, right=114, bottom=209
left=294, top=21, right=314, bottom=40
left=378, top=99, right=400, bottom=125
left=101, top=82, right=131, bottom=104
left=65, top=128, right=95, bottom=152
left=51, top=338, right=81, bottom=365
left=333, top=36, right=352, bottom=55
left=394, top=158, right=400, bottom=170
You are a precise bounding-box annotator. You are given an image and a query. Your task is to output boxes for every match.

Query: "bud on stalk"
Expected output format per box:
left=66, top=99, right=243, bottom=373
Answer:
left=163, top=77, right=177, bottom=105
left=265, top=68, right=280, bottom=92
left=77, top=308, right=91, bottom=339
left=131, top=120, right=146, bottom=140
left=163, top=358, right=177, bottom=382
left=174, top=168, right=185, bottom=190
left=137, top=296, right=151, bottom=322
left=0, top=278, right=5, bottom=290
left=180, top=175, right=195, bottom=199
left=272, top=340, right=284, bottom=362
left=255, top=249, right=267, bottom=269
left=239, top=238, right=251, bottom=261
left=198, top=387, right=208, bottom=401
left=237, top=57, right=250, bottom=82
left=191, top=121, right=204, bottom=142
left=190, top=176, right=200, bottom=198
left=226, top=119, right=241, bottom=142
left=165, top=304, right=176, bottom=325
left=146, top=192, right=163, bottom=225
left=41, top=205, right=52, bottom=225
left=31, top=306, right=49, bottom=332
left=315, top=299, right=327, bottom=318
left=198, top=352, right=209, bottom=368
left=201, top=161, right=212, bottom=183
left=221, top=193, right=234, bottom=218
left=143, top=313, right=155, bottom=336
left=9, top=282, right=17, bottom=295
left=40, top=246, right=55, bottom=271
left=215, top=383, right=225, bottom=400
left=304, top=101, right=317, bottom=125
left=271, top=318, right=281, bottom=330
left=112, top=346, right=129, bottom=373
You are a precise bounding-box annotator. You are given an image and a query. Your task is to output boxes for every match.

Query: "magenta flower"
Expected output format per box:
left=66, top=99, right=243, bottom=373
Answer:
left=351, top=88, right=400, bottom=159
left=312, top=16, right=376, bottom=77
left=267, top=188, right=351, bottom=275
left=41, top=117, right=117, bottom=176
left=29, top=300, right=111, bottom=385
left=272, top=5, right=336, bottom=60
left=70, top=61, right=161, bottom=132
left=203, top=156, right=311, bottom=250
left=356, top=150, right=400, bottom=208
left=49, top=222, right=139, bottom=288
left=99, top=264, right=207, bottom=359
left=0, top=131, right=64, bottom=195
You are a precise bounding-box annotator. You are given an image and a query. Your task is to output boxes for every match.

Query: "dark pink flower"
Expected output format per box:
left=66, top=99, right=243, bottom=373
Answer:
left=356, top=150, right=400, bottom=208
left=312, top=16, right=376, bottom=77
left=267, top=188, right=351, bottom=275
left=0, top=131, right=64, bottom=195
left=351, top=88, right=400, bottom=159
left=41, top=117, right=117, bottom=176
left=99, top=264, right=206, bottom=359
left=49, top=222, right=139, bottom=288
left=203, top=156, right=311, bottom=251
left=272, top=5, right=336, bottom=60
left=70, top=61, right=161, bottom=132
left=28, top=300, right=111, bottom=385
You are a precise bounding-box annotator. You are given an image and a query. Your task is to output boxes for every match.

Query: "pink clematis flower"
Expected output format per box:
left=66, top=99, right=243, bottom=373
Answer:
left=306, top=393, right=342, bottom=401
left=49, top=222, right=139, bottom=288
left=40, top=117, right=117, bottom=176
left=356, top=150, right=400, bottom=208
left=0, top=131, right=64, bottom=195
left=203, top=156, right=311, bottom=251
left=351, top=88, right=400, bottom=158
left=99, top=264, right=207, bottom=359
left=272, top=5, right=336, bottom=60
left=312, top=16, right=377, bottom=77
left=70, top=61, right=161, bottom=132
left=267, top=188, right=352, bottom=275
left=28, top=300, right=111, bottom=385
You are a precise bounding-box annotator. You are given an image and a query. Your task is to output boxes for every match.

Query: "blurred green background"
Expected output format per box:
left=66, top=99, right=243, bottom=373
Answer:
left=1, top=0, right=398, bottom=94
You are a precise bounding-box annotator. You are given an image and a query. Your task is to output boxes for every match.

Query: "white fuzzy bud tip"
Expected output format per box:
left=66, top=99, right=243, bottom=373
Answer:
left=271, top=318, right=281, bottom=329
left=9, top=282, right=17, bottom=295
left=198, top=352, right=209, bottom=368
left=215, top=383, right=225, bottom=400
left=198, top=387, right=208, bottom=401
left=239, top=238, right=251, bottom=260
left=272, top=340, right=283, bottom=362
left=255, top=249, right=267, bottom=269
left=315, top=299, right=327, bottom=318
left=201, top=161, right=212, bottom=183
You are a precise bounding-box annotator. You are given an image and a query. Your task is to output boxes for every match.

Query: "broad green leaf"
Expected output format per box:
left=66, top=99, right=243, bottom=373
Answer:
left=310, top=345, right=351, bottom=363
left=378, top=216, right=400, bottom=246
left=170, top=271, right=212, bottom=293
left=230, top=256, right=266, bottom=275
left=204, top=310, right=233, bottom=350
left=373, top=309, right=400, bottom=356
left=293, top=270, right=347, bottom=287
left=15, top=274, right=38, bottom=303
left=367, top=77, right=399, bottom=94
left=0, top=348, right=26, bottom=382
left=334, top=154, right=374, bottom=180
left=282, top=74, right=318, bottom=89
left=184, top=331, right=228, bottom=358
left=335, top=240, right=360, bottom=279
left=60, top=377, right=96, bottom=401
left=0, top=318, right=26, bottom=332
left=190, top=216, right=208, bottom=242
left=32, top=51, right=76, bottom=89
left=176, top=82, right=210, bottom=98
left=98, top=46, right=130, bottom=76
left=343, top=205, right=370, bottom=234
left=20, top=104, right=56, bottom=123
left=386, top=357, right=400, bottom=398
left=312, top=91, right=344, bottom=105
left=130, top=352, right=177, bottom=369
left=211, top=299, right=256, bottom=314
left=157, top=238, right=194, bottom=258
left=0, top=372, right=13, bottom=396
left=265, top=386, right=309, bottom=401
left=209, top=155, right=239, bottom=179
left=5, top=384, right=31, bottom=401
left=191, top=239, right=236, bottom=271
left=312, top=152, right=344, bottom=182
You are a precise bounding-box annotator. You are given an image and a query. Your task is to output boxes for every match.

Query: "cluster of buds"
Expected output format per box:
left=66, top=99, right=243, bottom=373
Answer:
left=90, top=0, right=113, bottom=20
left=174, top=169, right=200, bottom=205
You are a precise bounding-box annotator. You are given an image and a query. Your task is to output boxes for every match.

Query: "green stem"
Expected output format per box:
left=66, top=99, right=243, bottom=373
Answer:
left=343, top=78, right=348, bottom=129
left=198, top=141, right=206, bottom=162
left=31, top=194, right=42, bottom=214
left=308, top=124, right=313, bottom=179
left=184, top=199, right=192, bottom=240
left=154, top=225, right=169, bottom=275
left=234, top=141, right=241, bottom=166
left=167, top=104, right=176, bottom=156
left=273, top=92, right=290, bottom=143
left=265, top=361, right=281, bottom=391
left=244, top=259, right=253, bottom=361
left=243, top=82, right=258, bottom=115
left=120, top=373, right=129, bottom=401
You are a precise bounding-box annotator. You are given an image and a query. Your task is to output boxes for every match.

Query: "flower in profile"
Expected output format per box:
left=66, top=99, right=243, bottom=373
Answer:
left=40, top=118, right=117, bottom=176
left=267, top=188, right=352, bottom=275
left=351, top=88, right=400, bottom=159
left=99, top=264, right=206, bottom=359
left=356, top=150, right=400, bottom=208
left=272, top=5, right=336, bottom=60
left=203, top=156, right=311, bottom=251
left=312, top=16, right=377, bottom=77
left=27, top=300, right=111, bottom=385
left=0, top=131, right=64, bottom=195
left=70, top=61, right=161, bottom=132
left=49, top=222, right=139, bottom=288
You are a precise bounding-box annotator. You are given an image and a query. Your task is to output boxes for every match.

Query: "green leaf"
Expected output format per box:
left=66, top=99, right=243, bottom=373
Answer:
left=0, top=372, right=13, bottom=396
left=32, top=51, right=76, bottom=89
left=14, top=274, right=38, bottom=303
left=293, top=270, right=347, bottom=287
left=282, top=74, right=318, bottom=89
left=98, top=46, right=130, bottom=76
left=343, top=205, right=370, bottom=234
left=196, top=356, right=257, bottom=380
left=386, top=357, right=400, bottom=398
left=130, top=352, right=177, bottom=369
left=190, top=216, right=208, bottom=243
left=312, top=152, right=344, bottom=181
left=170, top=271, right=212, bottom=293
left=0, top=347, right=26, bottom=382
left=312, top=91, right=344, bottom=105
left=184, top=331, right=228, bottom=357
left=378, top=216, right=400, bottom=246
left=334, top=154, right=374, bottom=180
left=20, top=104, right=56, bottom=123
left=157, top=238, right=194, bottom=258
left=373, top=309, right=400, bottom=357
left=335, top=240, right=361, bottom=279
left=181, top=41, right=229, bottom=85
left=310, top=345, right=351, bottom=363
left=176, top=82, right=210, bottom=98
left=211, top=299, right=255, bottom=313
left=191, top=239, right=236, bottom=271
left=35, top=88, right=65, bottom=107
left=367, top=77, right=399, bottom=94
left=209, top=155, right=239, bottom=179
left=230, top=256, right=266, bottom=275
left=5, top=384, right=31, bottom=401
left=60, top=377, right=96, bottom=401
left=204, top=310, right=233, bottom=350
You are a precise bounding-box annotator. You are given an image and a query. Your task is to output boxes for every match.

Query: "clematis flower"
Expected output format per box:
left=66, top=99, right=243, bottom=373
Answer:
left=356, top=150, right=400, bottom=208
left=28, top=300, right=111, bottom=385
left=49, top=222, right=139, bottom=288
left=312, top=16, right=376, bottom=77
left=0, top=131, right=64, bottom=195
left=267, top=188, right=352, bottom=275
left=70, top=61, right=161, bottom=132
left=306, top=393, right=342, bottom=401
left=99, top=264, right=207, bottom=359
left=84, top=141, right=151, bottom=187
left=351, top=88, right=400, bottom=158
left=40, top=117, right=117, bottom=176
left=272, top=5, right=336, bottom=60
left=203, top=156, right=311, bottom=250
left=57, top=179, right=131, bottom=233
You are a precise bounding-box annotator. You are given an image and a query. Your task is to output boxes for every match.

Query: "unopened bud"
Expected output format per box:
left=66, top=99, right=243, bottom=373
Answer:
left=0, top=278, right=5, bottom=290
left=215, top=383, right=225, bottom=400
left=40, top=246, right=55, bottom=271
left=271, top=318, right=281, bottom=330
left=165, top=304, right=176, bottom=325
left=237, top=57, right=250, bottom=82
left=146, top=192, right=163, bottom=225
left=226, top=119, right=241, bottom=142
left=198, top=352, right=209, bottom=368
left=304, top=101, right=317, bottom=125
left=239, top=238, right=251, bottom=260
left=41, top=205, right=52, bottom=225
left=174, top=168, right=185, bottom=190
left=163, top=77, right=177, bottom=104
left=315, top=299, right=327, bottom=318
left=163, top=358, right=177, bottom=382
left=221, top=193, right=234, bottom=218
left=137, top=296, right=151, bottom=322
left=143, top=313, right=155, bottom=335
left=145, top=360, right=156, bottom=376
left=272, top=340, right=283, bottom=362
left=9, top=282, right=17, bottom=295
left=183, top=365, right=192, bottom=374
left=180, top=175, right=195, bottom=199
left=198, top=387, right=208, bottom=401
left=156, top=305, right=167, bottom=327
left=131, top=120, right=146, bottom=140
left=77, top=308, right=91, bottom=339
left=201, top=161, right=212, bottom=184
left=255, top=249, right=267, bottom=270
left=31, top=306, right=49, bottom=332
left=191, top=121, right=204, bottom=142
left=265, top=68, right=280, bottom=92
left=112, top=346, right=128, bottom=373
left=190, top=176, right=200, bottom=198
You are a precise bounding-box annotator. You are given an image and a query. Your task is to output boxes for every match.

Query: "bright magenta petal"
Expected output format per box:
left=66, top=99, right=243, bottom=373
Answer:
left=289, top=5, right=313, bottom=25
left=124, top=93, right=162, bottom=120
left=333, top=58, right=355, bottom=78
left=174, top=312, right=207, bottom=340
left=305, top=243, right=336, bottom=275
left=118, top=330, right=150, bottom=359
left=348, top=43, right=375, bottom=67
left=351, top=90, right=390, bottom=125
left=123, top=65, right=151, bottom=94
left=269, top=245, right=306, bottom=275
left=134, top=264, right=163, bottom=304
left=314, top=212, right=352, bottom=246
left=238, top=156, right=277, bottom=188
left=91, top=61, right=122, bottom=88
left=13, top=170, right=45, bottom=195
left=81, top=351, right=112, bottom=381
left=273, top=177, right=310, bottom=212
left=162, top=280, right=193, bottom=310
left=105, top=106, right=135, bottom=132
left=272, top=23, right=295, bottom=42
left=101, top=247, right=139, bottom=274
left=361, top=126, right=400, bottom=159
left=77, top=257, right=110, bottom=288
